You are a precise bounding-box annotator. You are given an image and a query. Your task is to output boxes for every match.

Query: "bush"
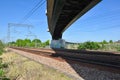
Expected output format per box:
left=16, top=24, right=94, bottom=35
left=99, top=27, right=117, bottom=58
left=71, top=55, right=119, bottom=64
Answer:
left=117, top=46, right=120, bottom=51
left=0, top=50, right=3, bottom=55
left=0, top=58, right=9, bottom=80
left=0, top=63, right=8, bottom=69
left=0, top=69, right=4, bottom=76
left=78, top=43, right=86, bottom=50
left=78, top=41, right=100, bottom=50
left=0, top=40, right=4, bottom=55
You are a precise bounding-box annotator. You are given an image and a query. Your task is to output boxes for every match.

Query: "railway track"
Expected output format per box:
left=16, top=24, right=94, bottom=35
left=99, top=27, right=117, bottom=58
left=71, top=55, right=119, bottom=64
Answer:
left=10, top=47, right=120, bottom=70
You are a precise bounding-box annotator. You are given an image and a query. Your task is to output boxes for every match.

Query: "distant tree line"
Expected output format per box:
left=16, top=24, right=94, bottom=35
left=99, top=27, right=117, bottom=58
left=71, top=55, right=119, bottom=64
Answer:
left=8, top=39, right=50, bottom=48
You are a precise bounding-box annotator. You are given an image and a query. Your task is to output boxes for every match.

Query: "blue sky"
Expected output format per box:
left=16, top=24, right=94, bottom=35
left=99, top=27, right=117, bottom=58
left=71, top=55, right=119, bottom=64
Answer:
left=0, top=0, right=120, bottom=43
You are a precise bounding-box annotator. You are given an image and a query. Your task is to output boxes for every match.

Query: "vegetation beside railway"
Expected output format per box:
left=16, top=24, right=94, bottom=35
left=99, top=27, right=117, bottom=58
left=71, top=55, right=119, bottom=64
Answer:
left=1, top=52, right=72, bottom=80
left=8, top=39, right=50, bottom=48
left=0, top=40, right=4, bottom=55
left=78, top=40, right=120, bottom=51
left=7, top=38, right=120, bottom=52
left=0, top=40, right=10, bottom=80
left=1, top=39, right=72, bottom=80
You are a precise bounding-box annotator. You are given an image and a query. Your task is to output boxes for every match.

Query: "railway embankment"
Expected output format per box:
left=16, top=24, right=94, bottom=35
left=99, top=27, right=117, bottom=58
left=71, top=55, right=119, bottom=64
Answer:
left=8, top=48, right=120, bottom=80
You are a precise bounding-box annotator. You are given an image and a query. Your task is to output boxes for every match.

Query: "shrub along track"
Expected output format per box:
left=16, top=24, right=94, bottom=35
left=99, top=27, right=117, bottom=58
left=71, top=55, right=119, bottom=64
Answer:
left=10, top=47, right=120, bottom=74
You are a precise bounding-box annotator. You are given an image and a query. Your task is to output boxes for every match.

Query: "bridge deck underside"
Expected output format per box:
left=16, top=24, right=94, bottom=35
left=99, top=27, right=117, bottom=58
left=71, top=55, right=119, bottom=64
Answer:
left=48, top=0, right=101, bottom=40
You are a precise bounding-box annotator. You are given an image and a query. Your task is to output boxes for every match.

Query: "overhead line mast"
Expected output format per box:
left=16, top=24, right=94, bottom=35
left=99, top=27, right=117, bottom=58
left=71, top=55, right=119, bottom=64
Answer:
left=7, top=23, right=33, bottom=44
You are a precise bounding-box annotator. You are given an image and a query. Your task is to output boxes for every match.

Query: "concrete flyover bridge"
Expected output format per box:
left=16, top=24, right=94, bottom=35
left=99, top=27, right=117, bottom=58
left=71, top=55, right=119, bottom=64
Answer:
left=47, top=0, right=101, bottom=48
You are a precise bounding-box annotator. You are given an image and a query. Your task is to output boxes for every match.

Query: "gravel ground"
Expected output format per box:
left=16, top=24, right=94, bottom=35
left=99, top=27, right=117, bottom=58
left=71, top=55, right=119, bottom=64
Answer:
left=9, top=48, right=120, bottom=80
left=71, top=64, right=120, bottom=80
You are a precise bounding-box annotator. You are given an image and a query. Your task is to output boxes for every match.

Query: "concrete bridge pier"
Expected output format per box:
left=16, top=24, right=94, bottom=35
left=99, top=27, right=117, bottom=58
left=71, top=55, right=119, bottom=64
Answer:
left=50, top=39, right=66, bottom=49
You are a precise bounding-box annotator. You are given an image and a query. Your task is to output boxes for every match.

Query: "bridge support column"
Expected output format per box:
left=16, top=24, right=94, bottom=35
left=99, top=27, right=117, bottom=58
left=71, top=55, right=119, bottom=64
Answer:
left=50, top=39, right=66, bottom=49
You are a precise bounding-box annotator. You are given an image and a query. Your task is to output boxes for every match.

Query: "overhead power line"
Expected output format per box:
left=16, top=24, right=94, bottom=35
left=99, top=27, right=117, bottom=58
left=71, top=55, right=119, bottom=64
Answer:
left=23, top=0, right=43, bottom=19
left=21, top=0, right=46, bottom=23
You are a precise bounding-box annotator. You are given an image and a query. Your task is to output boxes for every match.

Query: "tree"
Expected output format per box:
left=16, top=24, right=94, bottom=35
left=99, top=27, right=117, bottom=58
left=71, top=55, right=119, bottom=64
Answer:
left=44, top=40, right=50, bottom=45
left=41, top=40, right=50, bottom=48
left=32, top=39, right=41, bottom=43
left=24, top=39, right=31, bottom=47
left=109, top=40, right=113, bottom=43
left=16, top=39, right=24, bottom=47
left=31, top=39, right=41, bottom=47
left=102, top=40, right=108, bottom=44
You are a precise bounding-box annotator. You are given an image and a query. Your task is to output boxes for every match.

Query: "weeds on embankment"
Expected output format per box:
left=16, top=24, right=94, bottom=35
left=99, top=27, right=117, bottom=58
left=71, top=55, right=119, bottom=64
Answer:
left=0, top=40, right=10, bottom=80
left=1, top=52, right=72, bottom=80
left=78, top=41, right=120, bottom=52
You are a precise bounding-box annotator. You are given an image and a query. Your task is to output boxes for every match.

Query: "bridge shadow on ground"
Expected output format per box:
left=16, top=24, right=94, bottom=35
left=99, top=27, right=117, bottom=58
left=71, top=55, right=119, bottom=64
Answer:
left=50, top=48, right=120, bottom=80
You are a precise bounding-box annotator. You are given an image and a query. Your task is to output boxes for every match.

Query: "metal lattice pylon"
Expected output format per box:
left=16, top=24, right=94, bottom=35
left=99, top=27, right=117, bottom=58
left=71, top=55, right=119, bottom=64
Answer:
left=7, top=23, right=34, bottom=43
